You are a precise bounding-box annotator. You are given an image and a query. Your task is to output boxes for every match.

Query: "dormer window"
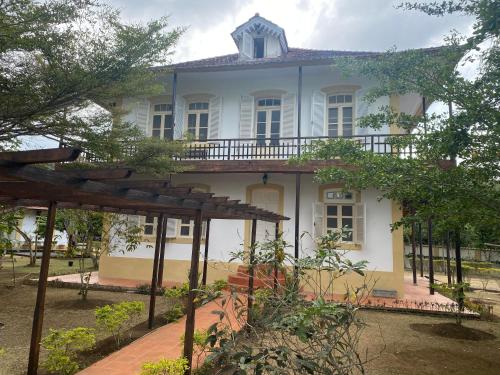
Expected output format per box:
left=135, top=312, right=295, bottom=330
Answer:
left=254, top=37, right=264, bottom=58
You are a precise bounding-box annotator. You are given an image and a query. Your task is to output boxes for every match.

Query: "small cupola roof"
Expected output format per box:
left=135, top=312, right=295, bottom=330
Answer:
left=231, top=14, right=289, bottom=58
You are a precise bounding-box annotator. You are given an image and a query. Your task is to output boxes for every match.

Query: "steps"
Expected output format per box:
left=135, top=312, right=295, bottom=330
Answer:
left=227, top=264, right=286, bottom=290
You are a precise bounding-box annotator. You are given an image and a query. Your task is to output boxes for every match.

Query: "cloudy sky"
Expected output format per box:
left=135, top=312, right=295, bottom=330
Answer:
left=105, top=0, right=474, bottom=63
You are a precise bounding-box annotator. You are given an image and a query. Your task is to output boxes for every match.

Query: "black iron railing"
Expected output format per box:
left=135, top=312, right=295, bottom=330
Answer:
left=180, top=134, right=416, bottom=161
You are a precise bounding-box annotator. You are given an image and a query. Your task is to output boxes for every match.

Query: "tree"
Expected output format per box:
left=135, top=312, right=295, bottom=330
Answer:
left=300, top=0, right=499, bottom=241
left=0, top=0, right=182, bottom=150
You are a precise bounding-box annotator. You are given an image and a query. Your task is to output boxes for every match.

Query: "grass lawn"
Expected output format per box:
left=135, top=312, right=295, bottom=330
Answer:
left=0, top=255, right=95, bottom=285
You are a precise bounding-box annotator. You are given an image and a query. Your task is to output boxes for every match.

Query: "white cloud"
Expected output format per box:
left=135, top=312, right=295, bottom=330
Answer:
left=104, top=0, right=474, bottom=62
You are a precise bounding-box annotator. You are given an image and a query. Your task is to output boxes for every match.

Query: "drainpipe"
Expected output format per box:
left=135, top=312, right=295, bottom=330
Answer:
left=294, top=66, right=303, bottom=279
left=171, top=71, right=177, bottom=140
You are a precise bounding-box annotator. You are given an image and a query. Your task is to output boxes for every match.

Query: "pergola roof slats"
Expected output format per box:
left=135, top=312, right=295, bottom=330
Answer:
left=0, top=148, right=288, bottom=222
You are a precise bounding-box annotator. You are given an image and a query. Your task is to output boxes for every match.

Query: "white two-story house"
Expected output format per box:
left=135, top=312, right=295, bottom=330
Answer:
left=99, top=14, right=430, bottom=297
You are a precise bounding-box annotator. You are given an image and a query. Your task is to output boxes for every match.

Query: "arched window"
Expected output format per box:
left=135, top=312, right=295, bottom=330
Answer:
left=255, top=97, right=281, bottom=146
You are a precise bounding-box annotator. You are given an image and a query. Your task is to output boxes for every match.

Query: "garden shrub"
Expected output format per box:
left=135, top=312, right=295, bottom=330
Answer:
left=164, top=283, right=189, bottom=299
left=95, top=301, right=144, bottom=348
left=181, top=329, right=210, bottom=366
left=140, top=357, right=189, bottom=375
left=41, top=327, right=95, bottom=375
left=164, top=303, right=184, bottom=323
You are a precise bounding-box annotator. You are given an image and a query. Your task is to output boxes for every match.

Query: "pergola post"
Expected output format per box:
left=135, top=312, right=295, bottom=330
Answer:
left=201, top=219, right=211, bottom=287
left=27, top=201, right=57, bottom=375
left=273, top=221, right=279, bottom=293
left=428, top=218, right=434, bottom=295
left=247, top=219, right=257, bottom=322
left=411, top=222, right=417, bottom=284
left=445, top=231, right=452, bottom=286
left=418, top=222, right=424, bottom=277
left=183, top=209, right=203, bottom=374
left=455, top=230, right=464, bottom=309
left=148, top=214, right=165, bottom=329
left=157, top=216, right=168, bottom=288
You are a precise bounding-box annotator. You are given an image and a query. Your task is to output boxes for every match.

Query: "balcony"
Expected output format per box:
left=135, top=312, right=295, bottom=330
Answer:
left=180, top=134, right=416, bottom=161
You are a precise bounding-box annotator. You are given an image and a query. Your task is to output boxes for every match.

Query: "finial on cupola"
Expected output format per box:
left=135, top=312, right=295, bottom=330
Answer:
left=255, top=12, right=260, bottom=17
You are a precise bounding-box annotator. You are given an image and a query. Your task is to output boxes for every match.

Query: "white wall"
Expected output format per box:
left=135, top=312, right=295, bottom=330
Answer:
left=112, top=174, right=394, bottom=272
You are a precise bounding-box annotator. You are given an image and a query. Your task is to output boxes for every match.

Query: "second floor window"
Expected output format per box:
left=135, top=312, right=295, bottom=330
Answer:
left=187, top=102, right=209, bottom=141
left=327, top=94, right=353, bottom=137
left=152, top=103, right=173, bottom=140
left=256, top=98, right=281, bottom=146
left=254, top=37, right=264, bottom=58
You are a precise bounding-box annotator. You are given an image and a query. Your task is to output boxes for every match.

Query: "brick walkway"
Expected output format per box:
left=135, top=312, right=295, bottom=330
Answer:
left=78, top=297, right=240, bottom=375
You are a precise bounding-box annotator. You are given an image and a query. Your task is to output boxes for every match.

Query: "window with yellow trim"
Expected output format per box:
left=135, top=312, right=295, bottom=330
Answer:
left=323, top=190, right=356, bottom=242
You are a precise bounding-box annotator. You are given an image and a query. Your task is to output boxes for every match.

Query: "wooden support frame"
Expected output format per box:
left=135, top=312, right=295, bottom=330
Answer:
left=148, top=214, right=165, bottom=329
left=445, top=231, right=452, bottom=286
left=273, top=222, right=279, bottom=293
left=418, top=223, right=424, bottom=277
left=247, top=219, right=257, bottom=323
left=455, top=230, right=464, bottom=309
left=27, top=201, right=57, bottom=375
left=157, top=216, right=168, bottom=288
left=201, top=219, right=211, bottom=287
left=183, top=209, right=203, bottom=374
left=411, top=223, right=417, bottom=285
left=1, top=147, right=81, bottom=164
left=428, top=218, right=434, bottom=295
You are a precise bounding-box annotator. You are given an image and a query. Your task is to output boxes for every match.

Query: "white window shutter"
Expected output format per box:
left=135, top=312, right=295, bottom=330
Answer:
left=354, top=202, right=365, bottom=244
left=135, top=99, right=150, bottom=135
left=311, top=91, right=326, bottom=136
left=281, top=93, right=296, bottom=138
left=209, top=96, right=222, bottom=139
left=355, top=88, right=369, bottom=136
left=241, top=32, right=252, bottom=59
left=312, top=202, right=324, bottom=239
left=165, top=218, right=177, bottom=238
left=174, top=96, right=185, bottom=139
left=239, top=95, right=254, bottom=138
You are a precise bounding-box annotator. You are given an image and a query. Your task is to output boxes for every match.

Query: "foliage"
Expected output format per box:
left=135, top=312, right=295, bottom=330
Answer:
left=164, top=283, right=190, bottom=299
left=181, top=329, right=210, bottom=367
left=164, top=304, right=184, bottom=323
left=140, top=357, right=189, bottom=375
left=199, top=235, right=370, bottom=374
left=95, top=301, right=144, bottom=348
left=297, top=0, right=499, bottom=246
left=41, top=327, right=95, bottom=375
left=0, top=0, right=182, bottom=148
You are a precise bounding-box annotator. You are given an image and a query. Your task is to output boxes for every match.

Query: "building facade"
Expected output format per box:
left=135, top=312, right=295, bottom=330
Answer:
left=99, top=14, right=427, bottom=297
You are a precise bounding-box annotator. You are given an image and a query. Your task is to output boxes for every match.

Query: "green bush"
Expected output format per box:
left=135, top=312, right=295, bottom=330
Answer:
left=181, top=329, right=210, bottom=366
left=164, top=283, right=189, bottom=299
left=95, top=301, right=144, bottom=348
left=164, top=303, right=184, bottom=323
left=140, top=357, right=189, bottom=375
left=41, top=327, right=95, bottom=375
left=211, top=279, right=228, bottom=292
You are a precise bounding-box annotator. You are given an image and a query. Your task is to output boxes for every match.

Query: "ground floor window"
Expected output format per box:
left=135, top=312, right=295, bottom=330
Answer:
left=325, top=204, right=354, bottom=241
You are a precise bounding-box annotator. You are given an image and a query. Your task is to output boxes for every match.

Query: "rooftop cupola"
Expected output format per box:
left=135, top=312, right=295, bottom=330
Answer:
left=231, top=13, right=289, bottom=60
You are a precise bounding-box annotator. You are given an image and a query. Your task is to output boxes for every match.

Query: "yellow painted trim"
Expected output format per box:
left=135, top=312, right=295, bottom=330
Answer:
left=320, top=84, right=361, bottom=94
left=250, top=89, right=287, bottom=98
left=389, top=95, right=402, bottom=135
left=244, top=183, right=284, bottom=252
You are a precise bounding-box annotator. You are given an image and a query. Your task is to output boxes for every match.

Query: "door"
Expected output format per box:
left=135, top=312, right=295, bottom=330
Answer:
left=251, top=187, right=280, bottom=242
left=255, top=98, right=281, bottom=146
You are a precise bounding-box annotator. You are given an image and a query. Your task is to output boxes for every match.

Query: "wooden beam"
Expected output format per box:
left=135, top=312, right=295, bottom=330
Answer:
left=418, top=223, right=424, bottom=277
left=201, top=219, right=211, bottom=286
left=59, top=168, right=134, bottom=180
left=148, top=214, right=164, bottom=329
left=411, top=223, right=417, bottom=285
left=428, top=218, right=434, bottom=295
left=27, top=201, right=57, bottom=375
left=0, top=147, right=81, bottom=164
left=157, top=216, right=168, bottom=288
left=446, top=231, right=452, bottom=286
left=183, top=209, right=203, bottom=374
left=454, top=230, right=464, bottom=310
left=247, top=219, right=257, bottom=324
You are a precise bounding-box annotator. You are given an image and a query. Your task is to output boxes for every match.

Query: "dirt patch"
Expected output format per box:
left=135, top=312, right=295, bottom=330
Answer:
left=49, top=298, right=117, bottom=310
left=410, top=322, right=496, bottom=341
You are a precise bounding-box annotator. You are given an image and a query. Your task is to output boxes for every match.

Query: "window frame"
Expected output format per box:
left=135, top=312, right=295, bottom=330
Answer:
left=325, top=93, right=355, bottom=137
left=175, top=185, right=210, bottom=239
left=253, top=37, right=265, bottom=58
left=323, top=189, right=356, bottom=243
left=151, top=102, right=174, bottom=140
left=254, top=97, right=281, bottom=146
left=143, top=215, right=156, bottom=237
left=186, top=101, right=210, bottom=141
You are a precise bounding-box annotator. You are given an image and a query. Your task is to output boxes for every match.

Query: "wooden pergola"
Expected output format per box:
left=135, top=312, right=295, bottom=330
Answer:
left=0, top=147, right=288, bottom=375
